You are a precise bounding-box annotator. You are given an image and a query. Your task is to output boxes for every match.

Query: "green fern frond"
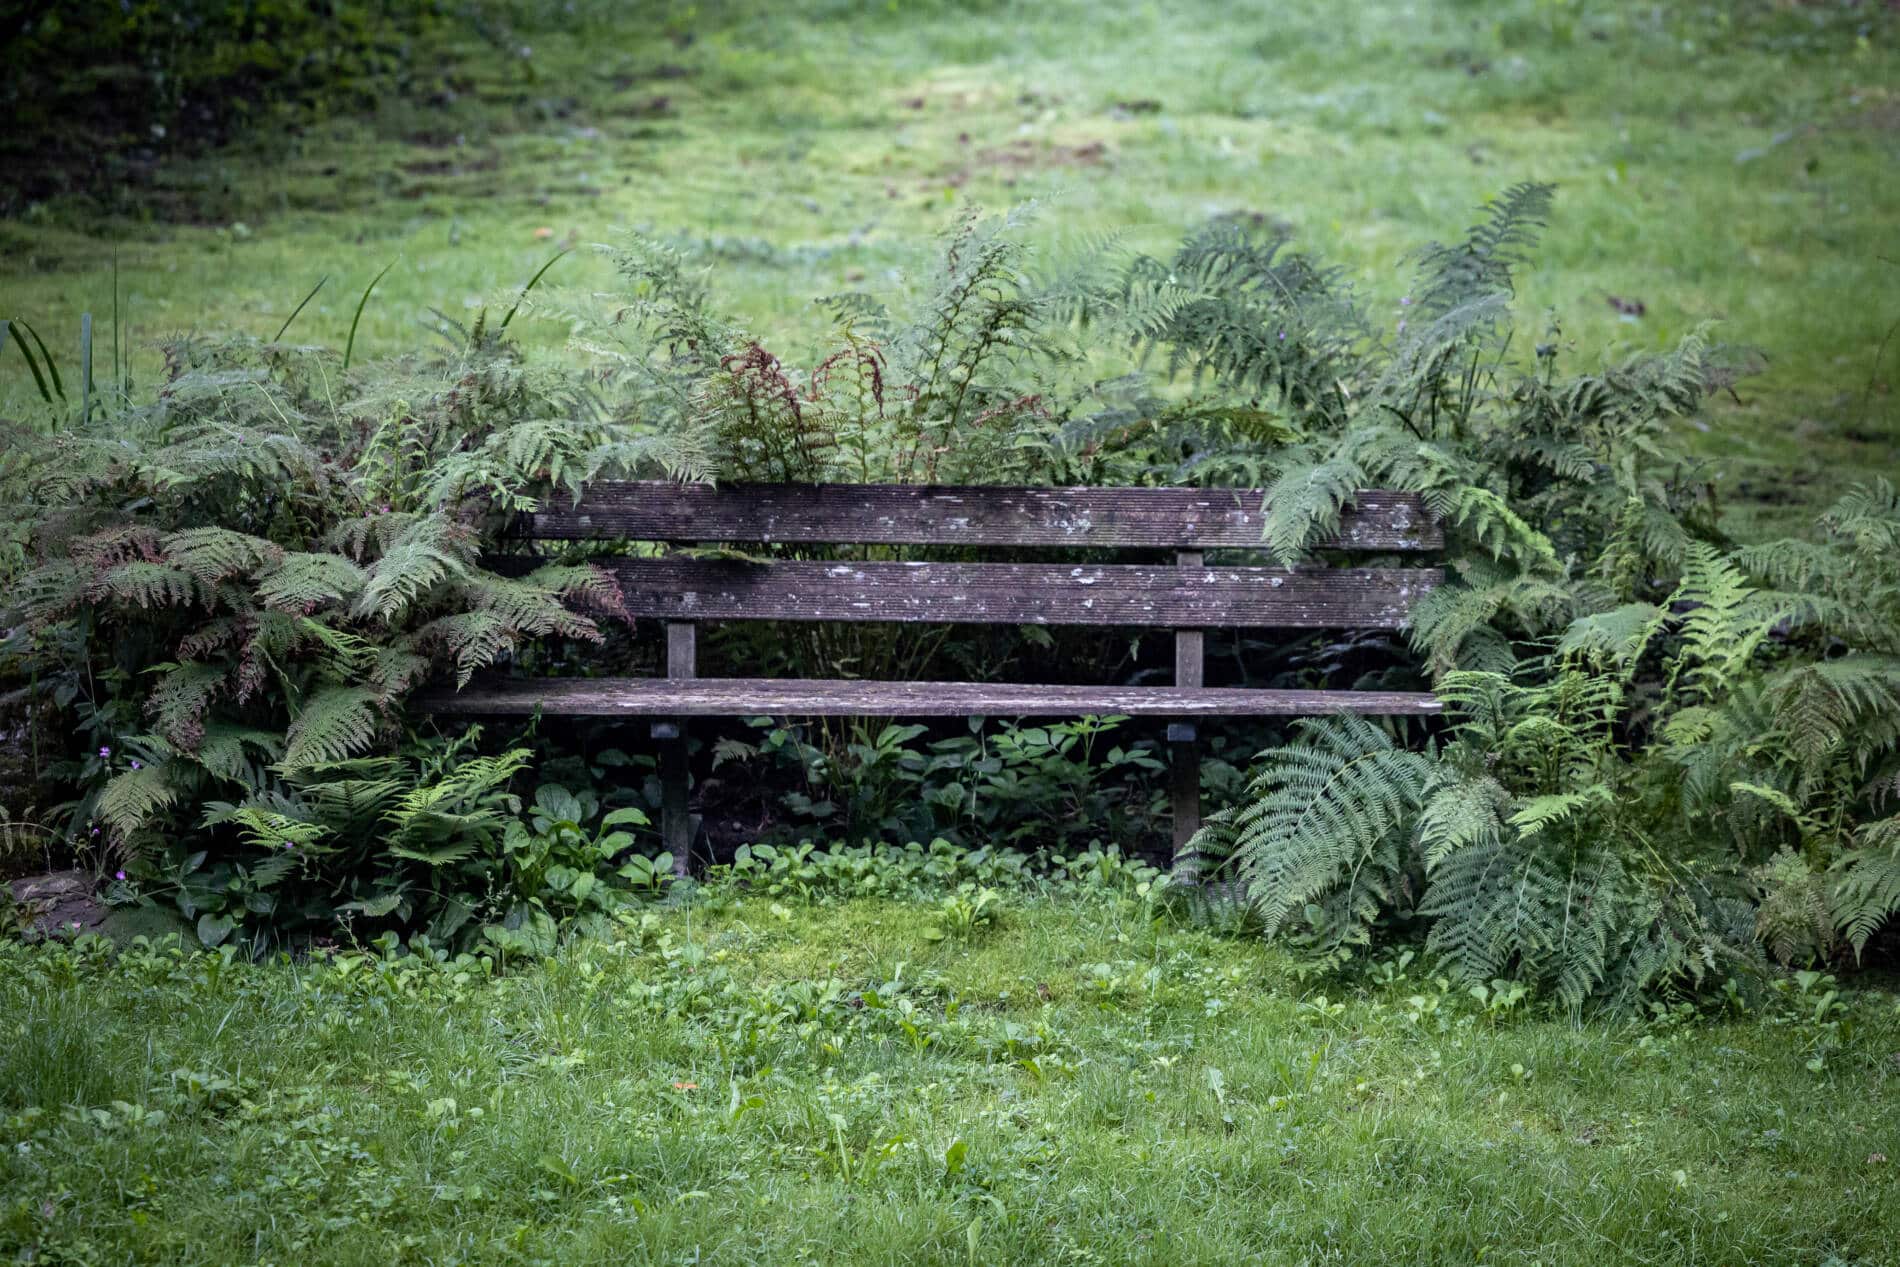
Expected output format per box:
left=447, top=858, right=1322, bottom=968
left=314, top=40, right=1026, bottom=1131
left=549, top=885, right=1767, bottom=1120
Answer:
left=415, top=611, right=519, bottom=687
left=255, top=552, right=367, bottom=612
left=1762, top=655, right=1900, bottom=769
left=1260, top=455, right=1365, bottom=566
left=98, top=761, right=191, bottom=837
left=1833, top=816, right=1900, bottom=958
left=352, top=514, right=475, bottom=621
left=1509, top=784, right=1614, bottom=840
left=1410, top=181, right=1554, bottom=319
left=225, top=807, right=331, bottom=855
left=89, top=560, right=207, bottom=610
left=1416, top=770, right=1509, bottom=869
left=145, top=661, right=227, bottom=750
left=1225, top=714, right=1433, bottom=944
left=160, top=527, right=283, bottom=586
left=1432, top=485, right=1560, bottom=572
left=1667, top=542, right=1778, bottom=706
left=191, top=724, right=283, bottom=789
left=281, top=686, right=382, bottom=770
left=1558, top=602, right=1665, bottom=673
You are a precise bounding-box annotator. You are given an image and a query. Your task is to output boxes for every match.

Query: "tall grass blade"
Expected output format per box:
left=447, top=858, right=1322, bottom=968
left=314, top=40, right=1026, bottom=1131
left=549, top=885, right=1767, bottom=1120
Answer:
left=18, top=320, right=65, bottom=400
left=2, top=319, right=55, bottom=403
left=500, top=247, right=571, bottom=331
left=79, top=312, right=93, bottom=422
left=275, top=274, right=330, bottom=343
left=343, top=262, right=395, bottom=371
left=112, top=248, right=123, bottom=406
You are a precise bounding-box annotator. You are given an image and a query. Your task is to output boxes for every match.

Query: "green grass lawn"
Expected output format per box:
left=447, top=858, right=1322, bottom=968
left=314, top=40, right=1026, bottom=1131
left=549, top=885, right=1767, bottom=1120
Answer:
left=5, top=0, right=1897, bottom=533
left=3, top=883, right=1897, bottom=1265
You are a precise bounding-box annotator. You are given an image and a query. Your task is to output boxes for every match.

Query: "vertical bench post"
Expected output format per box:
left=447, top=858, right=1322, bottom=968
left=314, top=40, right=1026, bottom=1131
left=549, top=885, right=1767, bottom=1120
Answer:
left=1171, top=550, right=1204, bottom=862
left=653, top=620, right=695, bottom=876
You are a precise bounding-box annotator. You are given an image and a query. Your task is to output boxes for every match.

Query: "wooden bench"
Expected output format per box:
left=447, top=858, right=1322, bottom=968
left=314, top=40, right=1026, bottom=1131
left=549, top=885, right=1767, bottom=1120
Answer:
left=424, top=482, right=1444, bottom=867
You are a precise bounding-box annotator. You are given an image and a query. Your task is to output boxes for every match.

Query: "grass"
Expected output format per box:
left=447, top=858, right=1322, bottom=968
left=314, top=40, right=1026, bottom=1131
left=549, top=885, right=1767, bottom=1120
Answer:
left=5, top=7, right=1900, bottom=1260
left=3, top=0, right=1897, bottom=534
left=3, top=880, right=1897, bottom=1264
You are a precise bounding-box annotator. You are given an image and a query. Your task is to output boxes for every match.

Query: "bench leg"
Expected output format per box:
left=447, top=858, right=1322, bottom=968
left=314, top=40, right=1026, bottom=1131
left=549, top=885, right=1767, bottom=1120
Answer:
left=1168, top=721, right=1200, bottom=865
left=653, top=719, right=692, bottom=877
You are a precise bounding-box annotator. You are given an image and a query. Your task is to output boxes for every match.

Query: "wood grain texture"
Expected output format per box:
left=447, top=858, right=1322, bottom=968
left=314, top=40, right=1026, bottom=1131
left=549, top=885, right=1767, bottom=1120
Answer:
left=1174, top=550, right=1205, bottom=688
left=665, top=622, right=696, bottom=680
left=601, top=558, right=1439, bottom=628
left=519, top=482, right=1441, bottom=551
left=421, top=678, right=1444, bottom=717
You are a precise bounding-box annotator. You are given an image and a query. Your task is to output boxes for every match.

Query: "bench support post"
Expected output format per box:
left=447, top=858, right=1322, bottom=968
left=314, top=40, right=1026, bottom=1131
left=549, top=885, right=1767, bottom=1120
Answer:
left=1171, top=550, right=1205, bottom=862
left=655, top=620, right=696, bottom=876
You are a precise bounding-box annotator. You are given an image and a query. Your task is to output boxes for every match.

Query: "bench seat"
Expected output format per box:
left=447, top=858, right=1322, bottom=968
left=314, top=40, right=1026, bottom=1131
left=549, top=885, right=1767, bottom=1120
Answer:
left=423, top=480, right=1444, bottom=867
left=426, top=677, right=1444, bottom=718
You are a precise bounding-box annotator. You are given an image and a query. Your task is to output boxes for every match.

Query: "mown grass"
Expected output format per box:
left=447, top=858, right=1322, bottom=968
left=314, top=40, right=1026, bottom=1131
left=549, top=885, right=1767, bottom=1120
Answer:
left=3, top=883, right=1897, bottom=1265
left=3, top=0, right=1897, bottom=533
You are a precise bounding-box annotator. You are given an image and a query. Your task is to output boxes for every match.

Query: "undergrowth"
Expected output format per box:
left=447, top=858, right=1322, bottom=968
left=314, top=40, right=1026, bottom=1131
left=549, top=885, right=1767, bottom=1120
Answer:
left=3, top=191, right=1897, bottom=1010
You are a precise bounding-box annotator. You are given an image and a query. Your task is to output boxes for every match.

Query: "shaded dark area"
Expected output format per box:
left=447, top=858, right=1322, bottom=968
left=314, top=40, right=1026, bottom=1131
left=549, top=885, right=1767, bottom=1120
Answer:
left=0, top=0, right=459, bottom=213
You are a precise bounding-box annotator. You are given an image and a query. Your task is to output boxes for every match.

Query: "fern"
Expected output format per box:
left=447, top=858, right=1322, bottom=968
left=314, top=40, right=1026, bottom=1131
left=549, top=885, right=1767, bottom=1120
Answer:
left=160, top=527, right=283, bottom=585
left=146, top=661, right=228, bottom=750
left=1410, top=182, right=1554, bottom=319
left=1833, top=817, right=1900, bottom=958
left=282, top=686, right=382, bottom=770
left=1210, top=714, right=1432, bottom=948
left=98, top=761, right=190, bottom=837
left=255, top=552, right=368, bottom=612
left=1415, top=769, right=1509, bottom=869
left=1260, top=455, right=1365, bottom=566
left=352, top=514, right=475, bottom=622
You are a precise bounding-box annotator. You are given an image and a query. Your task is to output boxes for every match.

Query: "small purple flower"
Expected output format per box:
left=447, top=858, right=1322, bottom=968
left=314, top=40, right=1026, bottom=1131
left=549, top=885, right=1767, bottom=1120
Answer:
left=129, top=759, right=142, bottom=770
left=115, top=870, right=126, bottom=882
left=1400, top=295, right=1412, bottom=306
left=89, top=826, right=100, bottom=837
left=99, top=746, right=111, bottom=758
left=1277, top=331, right=1287, bottom=342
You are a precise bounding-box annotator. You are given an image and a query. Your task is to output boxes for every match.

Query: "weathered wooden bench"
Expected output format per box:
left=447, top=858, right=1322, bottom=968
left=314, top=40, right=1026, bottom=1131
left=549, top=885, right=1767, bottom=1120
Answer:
left=424, top=482, right=1444, bottom=866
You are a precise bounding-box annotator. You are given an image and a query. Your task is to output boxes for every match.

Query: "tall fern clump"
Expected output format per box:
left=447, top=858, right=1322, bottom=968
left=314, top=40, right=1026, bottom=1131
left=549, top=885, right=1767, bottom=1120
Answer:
left=0, top=323, right=690, bottom=948
left=1162, top=185, right=1900, bottom=1003
left=551, top=207, right=1111, bottom=488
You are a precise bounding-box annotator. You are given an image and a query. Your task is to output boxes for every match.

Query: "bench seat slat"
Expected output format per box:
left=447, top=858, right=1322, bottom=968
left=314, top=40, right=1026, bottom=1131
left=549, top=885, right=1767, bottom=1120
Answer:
left=522, top=483, right=1441, bottom=551
left=604, top=559, right=1440, bottom=628
left=423, top=678, right=1444, bottom=717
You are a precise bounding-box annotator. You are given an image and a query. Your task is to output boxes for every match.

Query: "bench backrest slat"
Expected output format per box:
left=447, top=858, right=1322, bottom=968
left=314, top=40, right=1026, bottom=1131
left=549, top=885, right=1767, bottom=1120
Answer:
left=522, top=482, right=1440, bottom=551
left=607, top=558, right=1440, bottom=629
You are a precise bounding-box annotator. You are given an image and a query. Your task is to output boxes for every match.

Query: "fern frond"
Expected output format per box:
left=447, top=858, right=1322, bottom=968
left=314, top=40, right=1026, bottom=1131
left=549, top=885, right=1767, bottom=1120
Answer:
left=255, top=552, right=367, bottom=613
left=145, top=661, right=227, bottom=750
left=1260, top=454, right=1365, bottom=566
left=1762, top=655, right=1900, bottom=769
left=191, top=724, right=282, bottom=789
left=1410, top=181, right=1554, bottom=319
left=1226, top=714, right=1433, bottom=943
left=352, top=514, right=475, bottom=622
left=98, top=761, right=190, bottom=837
left=281, top=686, right=382, bottom=770
left=89, top=560, right=207, bottom=610
left=160, top=527, right=284, bottom=585
left=1416, top=770, right=1509, bottom=869
left=1508, top=784, right=1613, bottom=840
left=1833, top=817, right=1900, bottom=958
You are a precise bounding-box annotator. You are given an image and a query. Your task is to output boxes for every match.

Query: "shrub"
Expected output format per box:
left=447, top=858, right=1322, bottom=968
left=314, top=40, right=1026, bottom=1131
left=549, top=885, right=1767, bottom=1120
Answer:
left=1166, top=186, right=1900, bottom=1004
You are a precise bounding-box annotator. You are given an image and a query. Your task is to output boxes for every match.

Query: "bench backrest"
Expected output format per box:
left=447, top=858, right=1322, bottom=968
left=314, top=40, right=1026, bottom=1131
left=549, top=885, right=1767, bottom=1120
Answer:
left=515, top=482, right=1443, bottom=631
